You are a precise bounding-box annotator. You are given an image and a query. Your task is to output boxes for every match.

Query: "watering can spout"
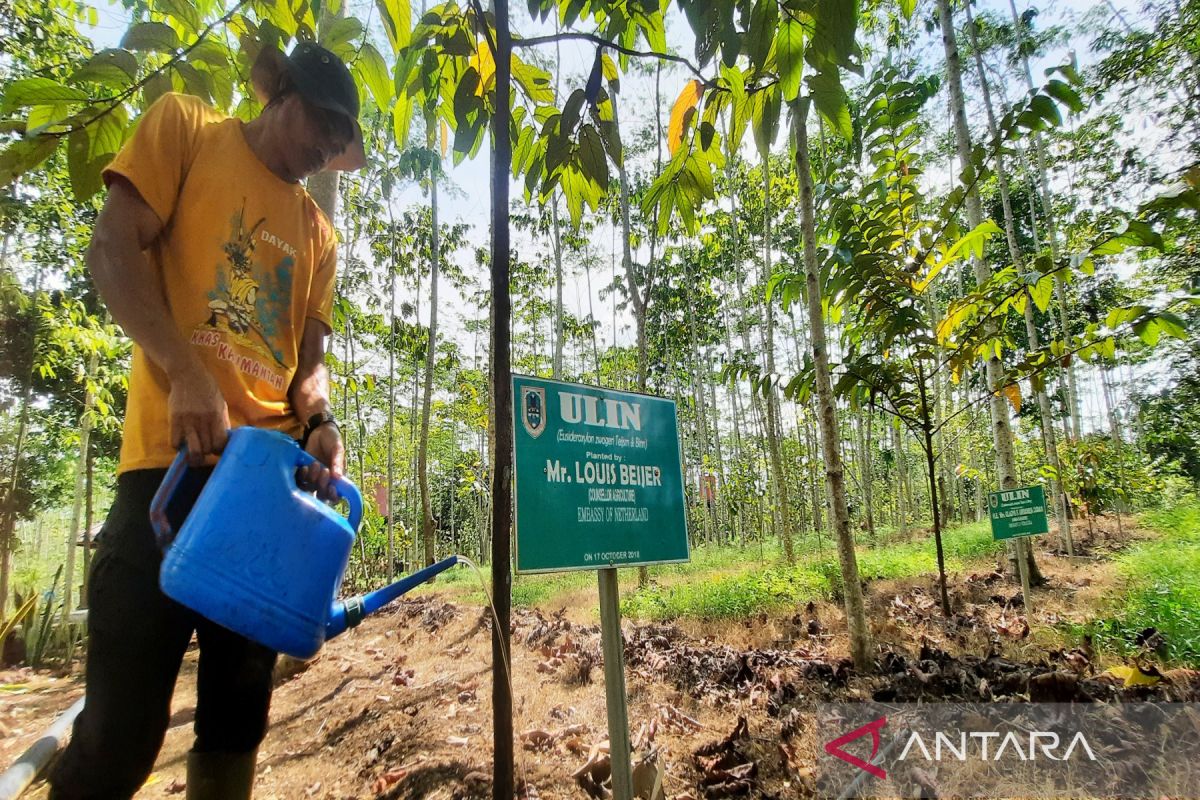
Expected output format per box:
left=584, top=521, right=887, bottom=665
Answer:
left=326, top=555, right=461, bottom=641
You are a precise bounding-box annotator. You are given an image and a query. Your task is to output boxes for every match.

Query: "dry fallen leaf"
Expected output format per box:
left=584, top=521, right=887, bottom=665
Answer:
left=520, top=729, right=556, bottom=751
left=371, top=767, right=406, bottom=795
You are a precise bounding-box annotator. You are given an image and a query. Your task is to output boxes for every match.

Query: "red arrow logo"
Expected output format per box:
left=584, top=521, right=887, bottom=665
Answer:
left=824, top=716, right=888, bottom=779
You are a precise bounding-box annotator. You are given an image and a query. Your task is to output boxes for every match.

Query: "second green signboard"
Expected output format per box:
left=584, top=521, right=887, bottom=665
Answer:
left=512, top=375, right=689, bottom=573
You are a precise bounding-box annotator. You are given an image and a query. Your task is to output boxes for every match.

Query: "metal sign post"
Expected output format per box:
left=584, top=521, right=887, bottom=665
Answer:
left=511, top=375, right=689, bottom=800
left=989, top=486, right=1050, bottom=616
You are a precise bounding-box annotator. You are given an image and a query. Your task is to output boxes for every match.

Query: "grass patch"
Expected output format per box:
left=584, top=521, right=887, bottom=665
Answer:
left=1085, top=504, right=1200, bottom=666
left=620, top=522, right=1003, bottom=621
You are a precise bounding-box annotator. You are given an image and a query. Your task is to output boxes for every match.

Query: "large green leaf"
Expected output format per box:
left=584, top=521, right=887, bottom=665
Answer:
left=747, top=0, right=779, bottom=73
left=807, top=69, right=851, bottom=138
left=67, top=108, right=128, bottom=200
left=25, top=103, right=73, bottom=134
left=811, top=0, right=858, bottom=69
left=376, top=0, right=411, bottom=54
left=749, top=83, right=780, bottom=159
left=392, top=91, right=411, bottom=147
left=68, top=50, right=139, bottom=89
left=577, top=124, right=609, bottom=189
left=121, top=21, right=181, bottom=53
left=174, top=62, right=214, bottom=104
left=0, top=134, right=60, bottom=191
left=776, top=15, right=805, bottom=103
left=356, top=42, right=393, bottom=109
left=3, top=78, right=88, bottom=111
left=155, top=0, right=201, bottom=33
left=321, top=16, right=364, bottom=58
left=721, top=63, right=748, bottom=153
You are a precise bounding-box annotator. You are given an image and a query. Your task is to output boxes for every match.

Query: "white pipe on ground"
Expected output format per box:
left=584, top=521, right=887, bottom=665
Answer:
left=0, top=696, right=84, bottom=800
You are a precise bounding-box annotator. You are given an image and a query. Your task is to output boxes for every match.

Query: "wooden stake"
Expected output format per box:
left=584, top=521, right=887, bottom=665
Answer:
left=1016, top=537, right=1033, bottom=617
left=598, top=567, right=633, bottom=800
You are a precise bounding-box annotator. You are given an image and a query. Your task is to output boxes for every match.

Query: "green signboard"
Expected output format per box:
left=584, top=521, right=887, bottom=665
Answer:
left=511, top=375, right=689, bottom=573
left=989, top=485, right=1050, bottom=540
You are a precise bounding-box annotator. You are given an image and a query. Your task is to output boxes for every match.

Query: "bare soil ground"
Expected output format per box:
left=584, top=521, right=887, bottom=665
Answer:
left=5, top=515, right=1199, bottom=799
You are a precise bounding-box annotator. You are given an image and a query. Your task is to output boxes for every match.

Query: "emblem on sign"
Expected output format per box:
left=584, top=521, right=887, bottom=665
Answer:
left=521, top=386, right=547, bottom=438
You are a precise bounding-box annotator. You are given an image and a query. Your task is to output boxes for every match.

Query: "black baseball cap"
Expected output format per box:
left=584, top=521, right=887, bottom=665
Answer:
left=251, top=41, right=366, bottom=171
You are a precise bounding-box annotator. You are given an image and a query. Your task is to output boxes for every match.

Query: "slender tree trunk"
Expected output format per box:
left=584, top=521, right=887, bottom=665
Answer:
left=489, top=3, right=515, bottom=794
left=794, top=102, right=871, bottom=669
left=939, top=0, right=1041, bottom=586
left=552, top=200, right=565, bottom=379
left=966, top=4, right=1073, bottom=555
left=892, top=422, right=908, bottom=536
left=65, top=350, right=99, bottom=623
left=1007, top=0, right=1082, bottom=442
left=0, top=264, right=42, bottom=619
left=387, top=262, right=397, bottom=580
left=419, top=161, right=442, bottom=567
left=760, top=157, right=796, bottom=563
left=609, top=86, right=654, bottom=587
left=918, top=368, right=952, bottom=615
left=81, top=436, right=94, bottom=605
left=862, top=412, right=876, bottom=542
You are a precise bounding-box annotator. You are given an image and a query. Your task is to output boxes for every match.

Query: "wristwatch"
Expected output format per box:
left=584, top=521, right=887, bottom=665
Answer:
left=301, top=411, right=340, bottom=447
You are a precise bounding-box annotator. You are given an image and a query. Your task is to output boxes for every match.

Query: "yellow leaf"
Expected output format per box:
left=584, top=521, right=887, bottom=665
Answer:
left=1103, top=664, right=1161, bottom=687
left=471, top=41, right=495, bottom=97
left=667, top=79, right=703, bottom=156
left=1001, top=383, right=1021, bottom=414
left=440, top=119, right=448, bottom=158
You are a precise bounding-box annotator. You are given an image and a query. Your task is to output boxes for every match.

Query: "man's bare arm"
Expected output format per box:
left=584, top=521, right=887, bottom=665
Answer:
left=290, top=317, right=344, bottom=497
left=89, top=177, right=228, bottom=464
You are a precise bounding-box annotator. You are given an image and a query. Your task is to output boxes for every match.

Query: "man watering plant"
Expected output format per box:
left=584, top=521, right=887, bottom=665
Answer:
left=49, top=42, right=365, bottom=800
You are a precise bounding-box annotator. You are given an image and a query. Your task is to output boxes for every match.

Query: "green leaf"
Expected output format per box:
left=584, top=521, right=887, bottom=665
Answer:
left=321, top=16, right=364, bottom=58
left=67, top=108, right=128, bottom=200
left=899, top=0, right=915, bottom=20
left=120, top=21, right=181, bottom=53
left=560, top=88, right=586, bottom=137
left=68, top=49, right=139, bottom=88
left=1155, top=311, right=1188, bottom=340
left=721, top=63, right=748, bottom=152
left=1091, top=219, right=1164, bottom=256
left=3, top=78, right=88, bottom=111
left=749, top=83, right=780, bottom=159
left=356, top=42, right=392, bottom=109
left=376, top=0, right=411, bottom=54
left=807, top=69, right=851, bottom=139
left=452, top=67, right=481, bottom=128
left=392, top=91, right=411, bottom=147
left=143, top=72, right=173, bottom=106
left=174, top=62, right=213, bottom=104
left=1030, top=275, right=1054, bottom=312
left=747, top=0, right=778, bottom=73
left=1029, top=93, right=1061, bottom=127
left=0, top=134, right=60, bottom=190
left=26, top=103, right=72, bottom=134
left=1133, top=318, right=1161, bottom=347
left=577, top=123, right=609, bottom=189
left=812, top=0, right=858, bottom=69
left=156, top=0, right=201, bottom=34
left=512, top=57, right=555, bottom=105
left=1044, top=79, right=1084, bottom=114
left=776, top=16, right=805, bottom=103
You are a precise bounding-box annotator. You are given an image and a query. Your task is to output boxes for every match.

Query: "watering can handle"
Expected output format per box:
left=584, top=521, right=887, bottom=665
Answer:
left=294, top=448, right=363, bottom=532
left=150, top=447, right=191, bottom=550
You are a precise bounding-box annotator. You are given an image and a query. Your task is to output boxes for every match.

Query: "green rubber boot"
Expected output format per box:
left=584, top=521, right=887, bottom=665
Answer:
left=185, top=749, right=257, bottom=800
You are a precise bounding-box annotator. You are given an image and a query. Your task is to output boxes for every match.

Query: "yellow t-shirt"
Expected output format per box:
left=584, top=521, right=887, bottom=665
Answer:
left=104, top=93, right=337, bottom=472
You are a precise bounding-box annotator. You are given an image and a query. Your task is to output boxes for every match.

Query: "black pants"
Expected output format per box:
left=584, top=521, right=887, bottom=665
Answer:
left=49, top=469, right=277, bottom=800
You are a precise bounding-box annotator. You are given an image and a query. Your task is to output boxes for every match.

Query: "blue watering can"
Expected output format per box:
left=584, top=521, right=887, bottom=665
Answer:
left=150, top=426, right=459, bottom=659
